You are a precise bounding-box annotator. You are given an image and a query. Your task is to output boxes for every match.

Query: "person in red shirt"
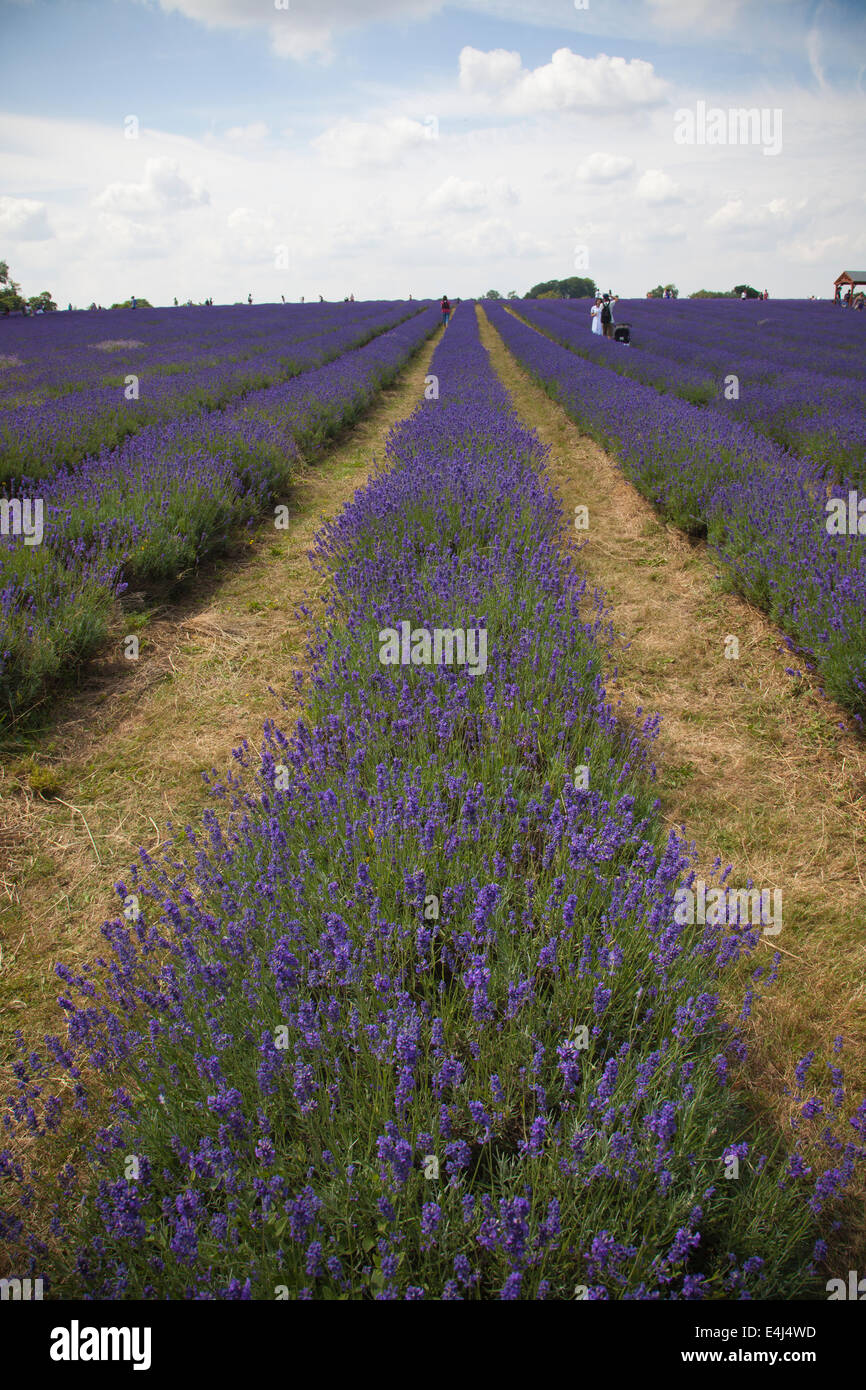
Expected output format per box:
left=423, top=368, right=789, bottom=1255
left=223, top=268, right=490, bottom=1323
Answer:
left=441, top=296, right=451, bottom=326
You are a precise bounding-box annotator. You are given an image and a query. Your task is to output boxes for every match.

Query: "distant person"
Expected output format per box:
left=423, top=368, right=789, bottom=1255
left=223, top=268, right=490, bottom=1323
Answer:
left=131, top=295, right=136, bottom=310
left=350, top=293, right=355, bottom=302
left=590, top=297, right=602, bottom=335
left=281, top=294, right=285, bottom=303
left=67, top=302, right=72, bottom=311
left=319, top=294, right=324, bottom=302
left=440, top=295, right=451, bottom=326
left=844, top=287, right=853, bottom=308
left=600, top=295, right=613, bottom=339
left=173, top=296, right=178, bottom=306
left=247, top=293, right=253, bottom=304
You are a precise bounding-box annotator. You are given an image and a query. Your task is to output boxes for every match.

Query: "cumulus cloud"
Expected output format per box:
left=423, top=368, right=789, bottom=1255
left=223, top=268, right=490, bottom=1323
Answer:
left=224, top=206, right=280, bottom=260
left=425, top=175, right=518, bottom=214
left=94, top=158, right=210, bottom=216
left=0, top=196, right=52, bottom=241
left=706, top=196, right=791, bottom=230
left=459, top=46, right=523, bottom=93
left=96, top=214, right=172, bottom=259
left=782, top=233, right=846, bottom=263
left=225, top=122, right=269, bottom=143
left=576, top=152, right=635, bottom=183
left=313, top=116, right=432, bottom=167
left=458, top=46, right=668, bottom=114
left=156, top=0, right=443, bottom=60
left=636, top=169, right=681, bottom=204
left=445, top=216, right=543, bottom=260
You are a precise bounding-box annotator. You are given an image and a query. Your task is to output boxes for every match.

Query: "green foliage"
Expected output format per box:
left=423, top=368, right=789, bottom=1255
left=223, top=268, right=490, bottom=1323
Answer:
left=689, top=289, right=737, bottom=299
left=647, top=285, right=679, bottom=299
left=0, top=260, right=26, bottom=314
left=527, top=276, right=595, bottom=300
left=27, top=291, right=57, bottom=313
left=733, top=284, right=761, bottom=299
left=483, top=289, right=502, bottom=300
left=1, top=260, right=57, bottom=314
left=110, top=299, right=153, bottom=310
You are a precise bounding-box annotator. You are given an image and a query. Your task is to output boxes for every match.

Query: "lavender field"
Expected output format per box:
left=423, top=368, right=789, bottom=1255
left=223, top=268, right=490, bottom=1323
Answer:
left=2, top=301, right=865, bottom=1302
left=0, top=302, right=437, bottom=726
left=488, top=299, right=866, bottom=721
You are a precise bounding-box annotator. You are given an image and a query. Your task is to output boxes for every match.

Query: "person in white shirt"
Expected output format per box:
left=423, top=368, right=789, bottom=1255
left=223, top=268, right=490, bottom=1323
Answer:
left=590, top=297, right=603, bottom=335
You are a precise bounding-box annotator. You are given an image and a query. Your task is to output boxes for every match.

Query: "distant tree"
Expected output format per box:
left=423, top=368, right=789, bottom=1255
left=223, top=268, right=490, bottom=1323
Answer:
left=110, top=298, right=152, bottom=309
left=689, top=289, right=736, bottom=299
left=733, top=284, right=761, bottom=299
left=484, top=289, right=503, bottom=299
left=27, top=290, right=57, bottom=313
left=527, top=275, right=595, bottom=299
left=506, top=289, right=518, bottom=299
left=0, top=260, right=26, bottom=314
left=647, top=283, right=679, bottom=299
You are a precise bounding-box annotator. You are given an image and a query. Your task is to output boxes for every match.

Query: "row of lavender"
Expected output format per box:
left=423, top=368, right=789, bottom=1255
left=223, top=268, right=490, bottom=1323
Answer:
left=515, top=298, right=866, bottom=482
left=0, top=303, right=425, bottom=481
left=3, top=304, right=862, bottom=1299
left=0, top=307, right=439, bottom=726
left=486, top=302, right=866, bottom=721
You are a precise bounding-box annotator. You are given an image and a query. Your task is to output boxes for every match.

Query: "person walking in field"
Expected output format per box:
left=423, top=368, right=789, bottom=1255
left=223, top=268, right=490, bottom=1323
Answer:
left=590, top=297, right=602, bottom=335
left=441, top=295, right=451, bottom=326
left=600, top=295, right=613, bottom=339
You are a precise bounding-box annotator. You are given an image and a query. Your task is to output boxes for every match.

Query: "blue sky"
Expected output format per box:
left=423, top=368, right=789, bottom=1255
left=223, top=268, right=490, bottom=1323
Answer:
left=2, top=0, right=864, bottom=303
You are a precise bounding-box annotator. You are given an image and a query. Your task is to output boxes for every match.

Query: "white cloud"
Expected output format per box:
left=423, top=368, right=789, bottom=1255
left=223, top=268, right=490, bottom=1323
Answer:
left=459, top=46, right=523, bottom=93
left=313, top=116, right=431, bottom=167
left=576, top=152, right=634, bottom=183
left=806, top=28, right=826, bottom=89
left=224, top=206, right=280, bottom=261
left=0, top=196, right=51, bottom=240
left=781, top=234, right=846, bottom=264
left=96, top=214, right=172, bottom=260
left=706, top=196, right=792, bottom=230
left=427, top=177, right=488, bottom=212
left=94, top=158, right=210, bottom=215
left=636, top=169, right=680, bottom=204
left=156, top=0, right=442, bottom=60
left=646, top=0, right=747, bottom=32
left=458, top=46, right=668, bottom=114
left=225, top=122, right=269, bottom=143
left=445, top=216, right=543, bottom=260
left=425, top=175, right=518, bottom=213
